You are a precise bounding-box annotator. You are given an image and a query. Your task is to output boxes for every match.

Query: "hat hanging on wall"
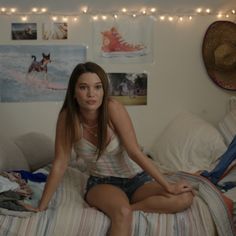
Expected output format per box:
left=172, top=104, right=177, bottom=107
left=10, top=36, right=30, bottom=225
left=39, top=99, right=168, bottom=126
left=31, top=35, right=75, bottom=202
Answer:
left=202, top=21, right=236, bottom=90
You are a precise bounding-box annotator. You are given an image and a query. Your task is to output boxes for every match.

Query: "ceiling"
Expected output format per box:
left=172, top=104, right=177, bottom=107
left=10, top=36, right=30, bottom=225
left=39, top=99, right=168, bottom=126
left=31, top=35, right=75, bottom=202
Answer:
left=0, top=0, right=235, bottom=13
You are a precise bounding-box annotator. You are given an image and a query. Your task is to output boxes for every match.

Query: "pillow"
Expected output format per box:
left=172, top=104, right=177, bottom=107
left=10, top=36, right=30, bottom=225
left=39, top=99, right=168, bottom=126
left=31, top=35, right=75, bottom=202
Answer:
left=218, top=109, right=236, bottom=146
left=14, top=132, right=54, bottom=171
left=150, top=111, right=227, bottom=173
left=0, top=137, right=30, bottom=171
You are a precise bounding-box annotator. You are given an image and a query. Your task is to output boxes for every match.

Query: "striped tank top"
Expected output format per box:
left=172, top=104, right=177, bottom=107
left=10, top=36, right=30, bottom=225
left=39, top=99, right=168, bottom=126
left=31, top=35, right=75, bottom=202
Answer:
left=74, top=125, right=142, bottom=178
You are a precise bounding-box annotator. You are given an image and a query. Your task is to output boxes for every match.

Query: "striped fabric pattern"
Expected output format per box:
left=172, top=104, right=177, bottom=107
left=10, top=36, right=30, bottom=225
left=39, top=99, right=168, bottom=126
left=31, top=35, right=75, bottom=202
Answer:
left=74, top=133, right=142, bottom=178
left=0, top=166, right=235, bottom=236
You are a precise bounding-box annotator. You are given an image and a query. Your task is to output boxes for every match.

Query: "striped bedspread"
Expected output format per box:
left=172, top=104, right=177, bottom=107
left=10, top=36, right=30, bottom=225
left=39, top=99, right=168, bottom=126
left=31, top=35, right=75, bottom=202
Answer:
left=0, top=166, right=235, bottom=236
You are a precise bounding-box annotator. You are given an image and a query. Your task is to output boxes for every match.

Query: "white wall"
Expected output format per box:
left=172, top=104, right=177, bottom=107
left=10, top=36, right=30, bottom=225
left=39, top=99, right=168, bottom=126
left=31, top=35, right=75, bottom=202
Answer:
left=0, top=12, right=234, bottom=148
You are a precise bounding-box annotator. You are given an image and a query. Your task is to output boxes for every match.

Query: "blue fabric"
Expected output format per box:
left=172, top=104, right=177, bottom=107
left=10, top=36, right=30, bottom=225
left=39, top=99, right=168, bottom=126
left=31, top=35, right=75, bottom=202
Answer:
left=14, top=170, right=47, bottom=183
left=201, top=135, right=236, bottom=186
left=217, top=181, right=236, bottom=192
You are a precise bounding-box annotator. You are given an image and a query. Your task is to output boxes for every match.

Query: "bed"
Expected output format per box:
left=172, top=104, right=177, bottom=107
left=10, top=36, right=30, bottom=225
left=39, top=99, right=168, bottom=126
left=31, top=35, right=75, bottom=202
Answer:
left=0, top=111, right=235, bottom=236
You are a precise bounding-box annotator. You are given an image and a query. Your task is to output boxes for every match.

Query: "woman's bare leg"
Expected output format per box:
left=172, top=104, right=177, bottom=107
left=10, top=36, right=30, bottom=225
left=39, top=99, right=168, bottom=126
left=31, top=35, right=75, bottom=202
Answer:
left=86, top=184, right=132, bottom=236
left=130, top=182, right=193, bottom=213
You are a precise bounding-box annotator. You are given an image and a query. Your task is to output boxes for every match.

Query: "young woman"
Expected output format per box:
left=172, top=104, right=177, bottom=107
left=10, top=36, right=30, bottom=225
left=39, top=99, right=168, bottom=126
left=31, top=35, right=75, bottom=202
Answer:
left=31, top=62, right=193, bottom=236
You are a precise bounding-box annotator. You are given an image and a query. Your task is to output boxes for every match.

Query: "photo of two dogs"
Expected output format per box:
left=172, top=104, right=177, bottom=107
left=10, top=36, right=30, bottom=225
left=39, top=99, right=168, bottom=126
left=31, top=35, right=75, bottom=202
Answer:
left=27, top=53, right=51, bottom=81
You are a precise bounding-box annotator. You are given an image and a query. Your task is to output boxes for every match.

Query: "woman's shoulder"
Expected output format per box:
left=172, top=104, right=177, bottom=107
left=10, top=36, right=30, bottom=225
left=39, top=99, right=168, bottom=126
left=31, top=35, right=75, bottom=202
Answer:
left=108, top=98, right=130, bottom=127
left=108, top=98, right=124, bottom=112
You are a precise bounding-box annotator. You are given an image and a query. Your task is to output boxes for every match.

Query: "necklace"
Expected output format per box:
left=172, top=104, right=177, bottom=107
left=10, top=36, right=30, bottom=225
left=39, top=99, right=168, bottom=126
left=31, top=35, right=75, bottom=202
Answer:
left=83, top=123, right=98, bottom=129
left=83, top=123, right=98, bottom=138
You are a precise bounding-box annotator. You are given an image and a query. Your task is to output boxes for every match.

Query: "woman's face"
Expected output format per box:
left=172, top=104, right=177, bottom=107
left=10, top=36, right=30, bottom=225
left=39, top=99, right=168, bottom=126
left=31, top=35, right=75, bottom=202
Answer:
left=75, top=72, right=104, bottom=112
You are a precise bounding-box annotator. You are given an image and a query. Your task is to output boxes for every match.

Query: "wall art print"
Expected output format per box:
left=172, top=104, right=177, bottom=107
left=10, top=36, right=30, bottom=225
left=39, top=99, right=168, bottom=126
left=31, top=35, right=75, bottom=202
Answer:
left=42, top=22, right=68, bottom=40
left=108, top=72, right=148, bottom=105
left=93, top=15, right=154, bottom=63
left=11, top=23, right=37, bottom=40
left=0, top=45, right=86, bottom=102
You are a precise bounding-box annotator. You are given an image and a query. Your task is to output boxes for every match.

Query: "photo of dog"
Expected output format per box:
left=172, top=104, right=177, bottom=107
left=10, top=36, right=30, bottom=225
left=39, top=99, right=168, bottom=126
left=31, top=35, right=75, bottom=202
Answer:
left=27, top=53, right=51, bottom=80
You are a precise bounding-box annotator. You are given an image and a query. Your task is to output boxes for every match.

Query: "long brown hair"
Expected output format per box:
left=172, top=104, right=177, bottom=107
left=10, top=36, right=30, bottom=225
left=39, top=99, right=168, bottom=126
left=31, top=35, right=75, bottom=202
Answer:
left=60, top=62, right=109, bottom=158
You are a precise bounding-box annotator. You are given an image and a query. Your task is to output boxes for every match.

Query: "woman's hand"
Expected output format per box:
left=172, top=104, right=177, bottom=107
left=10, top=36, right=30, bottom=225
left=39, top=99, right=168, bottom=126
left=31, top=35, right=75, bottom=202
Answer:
left=167, top=180, right=194, bottom=195
left=18, top=202, right=44, bottom=212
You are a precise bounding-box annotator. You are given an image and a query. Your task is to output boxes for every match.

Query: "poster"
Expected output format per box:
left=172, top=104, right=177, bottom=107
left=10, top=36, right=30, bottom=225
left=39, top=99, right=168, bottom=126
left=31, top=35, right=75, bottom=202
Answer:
left=109, top=72, right=148, bottom=105
left=93, top=15, right=154, bottom=63
left=0, top=45, right=87, bottom=102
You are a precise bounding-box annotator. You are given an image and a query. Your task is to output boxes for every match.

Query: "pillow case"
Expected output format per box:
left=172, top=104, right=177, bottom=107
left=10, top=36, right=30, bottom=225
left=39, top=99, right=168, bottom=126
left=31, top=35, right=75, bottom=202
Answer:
left=150, top=111, right=227, bottom=173
left=218, top=109, right=236, bottom=146
left=14, top=132, right=54, bottom=171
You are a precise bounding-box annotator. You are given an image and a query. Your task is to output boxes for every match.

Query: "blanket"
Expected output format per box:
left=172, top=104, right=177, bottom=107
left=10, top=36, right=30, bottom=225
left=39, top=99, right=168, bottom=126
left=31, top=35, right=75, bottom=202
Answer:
left=0, top=166, right=235, bottom=236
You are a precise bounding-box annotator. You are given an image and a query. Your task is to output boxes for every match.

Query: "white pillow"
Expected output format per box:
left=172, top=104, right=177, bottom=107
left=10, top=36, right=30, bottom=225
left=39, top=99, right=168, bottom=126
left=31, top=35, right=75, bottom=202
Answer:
left=218, top=109, right=236, bottom=146
left=150, top=111, right=227, bottom=173
left=0, top=137, right=30, bottom=171
left=14, top=132, right=54, bottom=171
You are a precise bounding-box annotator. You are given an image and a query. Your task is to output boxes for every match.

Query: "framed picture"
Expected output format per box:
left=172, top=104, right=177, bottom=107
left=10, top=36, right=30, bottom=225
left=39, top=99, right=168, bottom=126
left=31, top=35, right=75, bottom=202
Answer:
left=108, top=72, right=148, bottom=105
left=11, top=23, right=37, bottom=40
left=0, top=45, right=87, bottom=102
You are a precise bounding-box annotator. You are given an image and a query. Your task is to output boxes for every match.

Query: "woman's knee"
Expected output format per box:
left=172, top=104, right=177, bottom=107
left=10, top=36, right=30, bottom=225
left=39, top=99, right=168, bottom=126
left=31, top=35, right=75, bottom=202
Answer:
left=178, top=191, right=194, bottom=210
left=111, top=205, right=133, bottom=224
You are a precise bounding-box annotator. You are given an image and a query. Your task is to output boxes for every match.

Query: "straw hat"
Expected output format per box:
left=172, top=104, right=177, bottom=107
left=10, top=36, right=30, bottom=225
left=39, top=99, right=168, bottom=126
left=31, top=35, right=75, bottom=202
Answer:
left=202, top=21, right=236, bottom=90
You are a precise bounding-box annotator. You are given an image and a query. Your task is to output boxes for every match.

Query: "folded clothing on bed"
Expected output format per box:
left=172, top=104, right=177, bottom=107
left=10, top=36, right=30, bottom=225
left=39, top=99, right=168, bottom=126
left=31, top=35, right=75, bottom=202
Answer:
left=0, top=169, right=48, bottom=216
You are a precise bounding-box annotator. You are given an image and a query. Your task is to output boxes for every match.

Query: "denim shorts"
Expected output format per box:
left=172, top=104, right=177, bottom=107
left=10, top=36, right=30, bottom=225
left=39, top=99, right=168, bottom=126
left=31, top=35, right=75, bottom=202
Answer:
left=85, top=171, right=153, bottom=201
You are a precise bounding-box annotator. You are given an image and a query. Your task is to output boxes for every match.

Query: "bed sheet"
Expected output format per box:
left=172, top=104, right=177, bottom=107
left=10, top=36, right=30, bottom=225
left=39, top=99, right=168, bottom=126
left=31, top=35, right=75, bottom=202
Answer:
left=0, top=166, right=235, bottom=236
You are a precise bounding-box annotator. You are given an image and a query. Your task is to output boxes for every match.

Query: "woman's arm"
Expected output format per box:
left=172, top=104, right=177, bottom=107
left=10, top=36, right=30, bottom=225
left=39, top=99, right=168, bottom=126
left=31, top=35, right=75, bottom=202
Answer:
left=108, top=99, right=192, bottom=194
left=37, top=111, right=72, bottom=211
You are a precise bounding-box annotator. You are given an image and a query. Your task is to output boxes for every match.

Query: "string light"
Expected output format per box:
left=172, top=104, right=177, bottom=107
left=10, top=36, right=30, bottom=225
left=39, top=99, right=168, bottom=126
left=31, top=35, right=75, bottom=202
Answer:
left=81, top=6, right=88, bottom=14
left=101, top=15, right=107, bottom=20
left=150, top=8, right=156, bottom=13
left=141, top=8, right=146, bottom=15
left=21, top=16, right=27, bottom=21
left=41, top=8, right=47, bottom=13
left=196, top=8, right=202, bottom=13
left=92, top=15, right=98, bottom=21
left=10, top=8, right=16, bottom=13
left=32, top=8, right=38, bottom=13
left=52, top=16, right=58, bottom=21
left=0, top=5, right=235, bottom=23
left=62, top=16, right=68, bottom=22
left=159, top=15, right=165, bottom=21
left=121, top=8, right=127, bottom=13
left=1, top=7, right=6, bottom=13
